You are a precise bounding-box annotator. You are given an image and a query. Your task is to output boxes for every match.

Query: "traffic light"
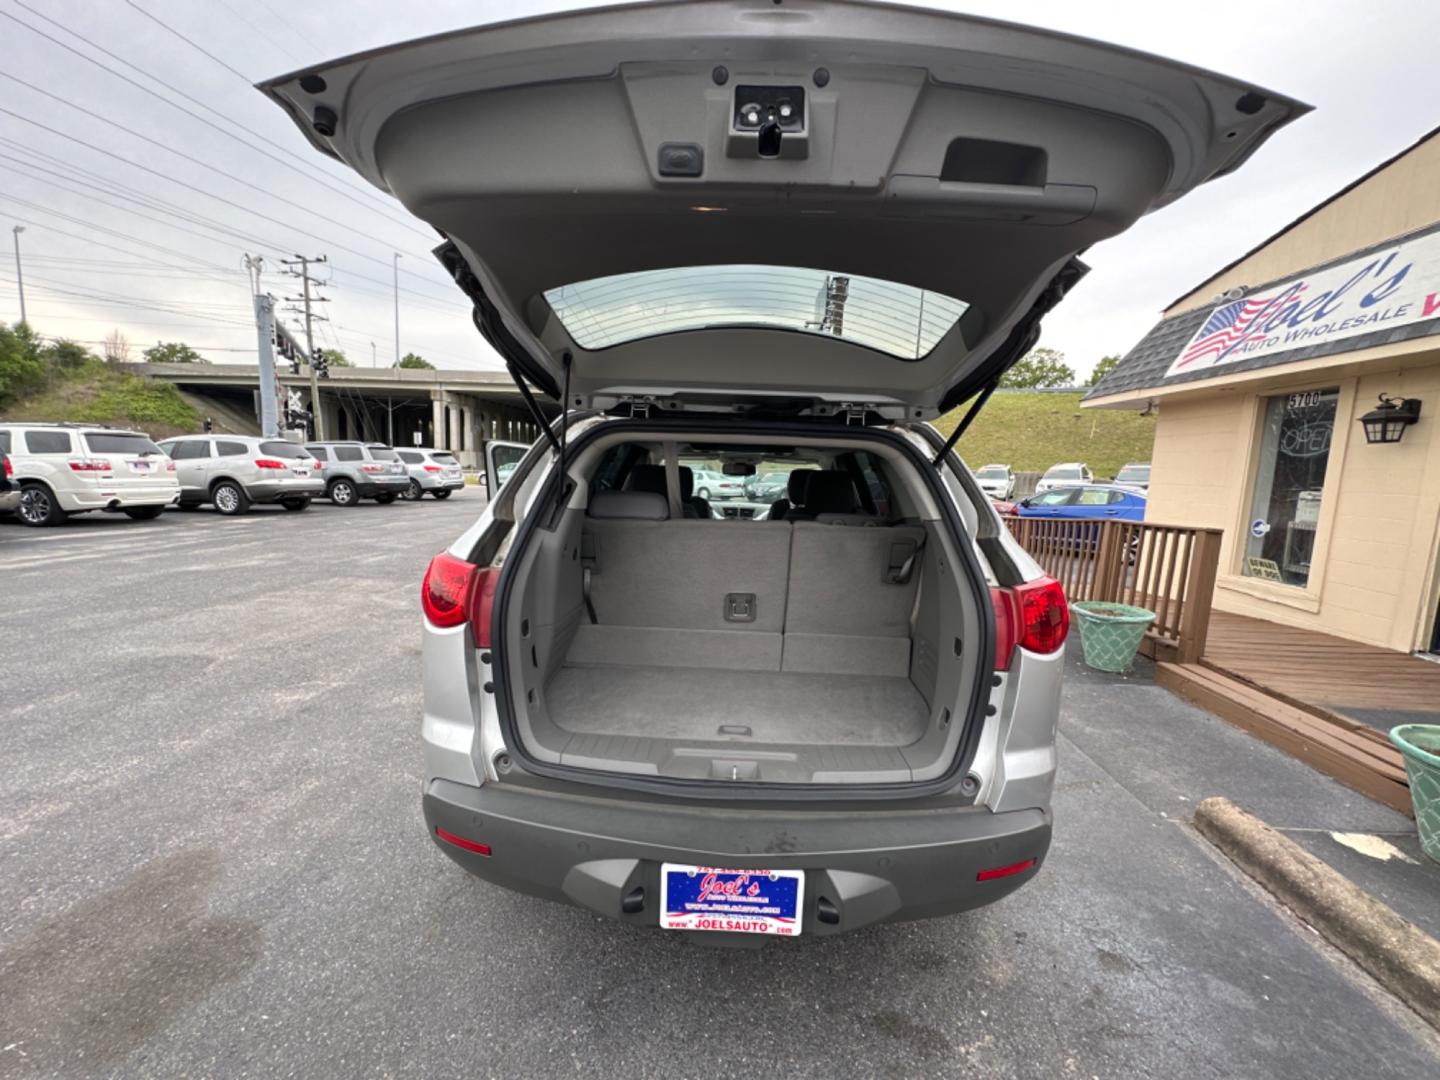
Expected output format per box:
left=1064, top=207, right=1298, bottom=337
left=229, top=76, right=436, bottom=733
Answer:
left=312, top=347, right=329, bottom=379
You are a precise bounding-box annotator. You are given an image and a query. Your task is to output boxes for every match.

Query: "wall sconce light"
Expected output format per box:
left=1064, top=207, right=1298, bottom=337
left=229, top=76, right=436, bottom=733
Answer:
left=1358, top=394, right=1421, bottom=444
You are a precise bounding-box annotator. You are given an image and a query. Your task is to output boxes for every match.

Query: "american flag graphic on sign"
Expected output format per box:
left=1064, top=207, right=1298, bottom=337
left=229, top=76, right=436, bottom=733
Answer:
left=1173, top=295, right=1275, bottom=370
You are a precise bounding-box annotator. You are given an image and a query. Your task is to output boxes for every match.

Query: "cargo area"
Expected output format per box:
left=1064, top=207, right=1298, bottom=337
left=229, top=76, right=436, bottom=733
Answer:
left=500, top=449, right=984, bottom=786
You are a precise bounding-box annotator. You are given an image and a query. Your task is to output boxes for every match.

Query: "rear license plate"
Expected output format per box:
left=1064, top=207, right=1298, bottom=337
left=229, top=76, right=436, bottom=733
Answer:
left=659, top=864, right=804, bottom=936
left=131, top=460, right=151, bottom=472
left=294, top=468, right=309, bottom=476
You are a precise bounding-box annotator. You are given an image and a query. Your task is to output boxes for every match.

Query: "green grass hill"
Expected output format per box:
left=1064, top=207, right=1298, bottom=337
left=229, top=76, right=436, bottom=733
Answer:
left=0, top=359, right=200, bottom=438
left=933, top=391, right=1154, bottom=479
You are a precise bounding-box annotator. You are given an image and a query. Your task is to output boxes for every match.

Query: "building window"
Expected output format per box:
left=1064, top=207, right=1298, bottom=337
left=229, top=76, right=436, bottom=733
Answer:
left=1242, top=388, right=1338, bottom=588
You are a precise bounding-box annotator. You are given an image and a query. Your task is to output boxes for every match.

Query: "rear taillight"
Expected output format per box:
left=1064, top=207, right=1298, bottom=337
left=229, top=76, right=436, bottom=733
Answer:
left=361, top=463, right=384, bottom=474
left=166, top=461, right=176, bottom=471
left=423, top=465, right=442, bottom=473
left=421, top=552, right=500, bottom=647
left=253, top=458, right=287, bottom=470
left=3, top=458, right=12, bottom=478
left=991, top=576, right=1069, bottom=670
left=67, top=458, right=111, bottom=472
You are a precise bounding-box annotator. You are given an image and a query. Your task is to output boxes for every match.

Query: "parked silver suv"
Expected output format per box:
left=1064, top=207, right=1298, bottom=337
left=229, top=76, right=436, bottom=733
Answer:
left=159, top=435, right=324, bottom=515
left=395, top=447, right=465, bottom=500
left=266, top=1, right=1300, bottom=939
left=304, top=441, right=409, bottom=506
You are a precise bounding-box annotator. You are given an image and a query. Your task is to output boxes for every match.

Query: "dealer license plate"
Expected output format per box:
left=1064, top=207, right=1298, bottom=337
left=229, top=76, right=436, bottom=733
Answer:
left=659, top=864, right=804, bottom=936
left=131, top=460, right=151, bottom=472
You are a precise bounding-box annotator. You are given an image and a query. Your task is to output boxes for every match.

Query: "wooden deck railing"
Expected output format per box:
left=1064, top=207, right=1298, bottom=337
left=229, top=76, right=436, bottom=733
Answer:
left=1001, top=516, right=1223, bottom=663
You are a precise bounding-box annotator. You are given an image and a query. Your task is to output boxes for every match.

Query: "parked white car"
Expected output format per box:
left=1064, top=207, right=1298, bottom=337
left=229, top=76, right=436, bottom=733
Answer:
left=158, top=434, right=325, bottom=514
left=0, top=422, right=179, bottom=526
left=396, top=447, right=466, bottom=500
left=1034, top=462, right=1094, bottom=494
left=974, top=464, right=1015, bottom=500
left=1114, top=462, right=1151, bottom=492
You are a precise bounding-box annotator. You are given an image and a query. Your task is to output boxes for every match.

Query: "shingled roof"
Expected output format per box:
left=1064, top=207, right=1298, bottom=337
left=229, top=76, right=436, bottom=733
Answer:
left=1083, top=218, right=1440, bottom=404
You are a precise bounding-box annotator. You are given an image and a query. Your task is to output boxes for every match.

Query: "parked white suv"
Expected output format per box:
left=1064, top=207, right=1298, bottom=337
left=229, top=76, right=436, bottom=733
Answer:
left=0, top=422, right=179, bottom=526
left=158, top=434, right=325, bottom=514
left=974, top=464, right=1016, bottom=500
left=1035, top=462, right=1094, bottom=494
left=395, top=447, right=465, bottom=500
left=264, top=0, right=1300, bottom=938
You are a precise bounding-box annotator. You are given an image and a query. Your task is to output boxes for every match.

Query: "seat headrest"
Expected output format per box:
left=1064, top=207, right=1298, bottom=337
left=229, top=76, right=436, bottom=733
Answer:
left=588, top=490, right=669, bottom=520
left=624, top=463, right=667, bottom=496
left=787, top=469, right=815, bottom=503
left=675, top=465, right=694, bottom=500
left=801, top=470, right=860, bottom=514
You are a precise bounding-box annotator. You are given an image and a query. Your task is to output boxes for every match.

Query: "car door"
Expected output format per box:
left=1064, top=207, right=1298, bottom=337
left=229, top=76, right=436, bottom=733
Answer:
left=485, top=440, right=530, bottom=492
left=1021, top=489, right=1078, bottom=517
left=168, top=439, right=212, bottom=496
left=261, top=4, right=1304, bottom=420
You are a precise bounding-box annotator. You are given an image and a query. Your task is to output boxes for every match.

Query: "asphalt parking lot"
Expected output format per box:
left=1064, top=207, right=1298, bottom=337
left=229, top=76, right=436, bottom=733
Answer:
left=2, top=497, right=1438, bottom=1079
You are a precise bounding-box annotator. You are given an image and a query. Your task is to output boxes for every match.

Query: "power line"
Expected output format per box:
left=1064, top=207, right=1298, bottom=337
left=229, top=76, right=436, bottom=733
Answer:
left=0, top=70, right=438, bottom=264
left=2, top=3, right=433, bottom=238
left=121, top=0, right=253, bottom=84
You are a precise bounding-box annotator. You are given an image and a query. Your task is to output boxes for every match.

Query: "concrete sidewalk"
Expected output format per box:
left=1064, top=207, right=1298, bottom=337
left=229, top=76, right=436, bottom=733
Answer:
left=1061, top=643, right=1440, bottom=940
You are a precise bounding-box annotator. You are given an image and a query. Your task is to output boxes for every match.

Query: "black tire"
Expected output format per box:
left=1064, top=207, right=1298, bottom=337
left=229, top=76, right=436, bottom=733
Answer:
left=123, top=506, right=165, bottom=520
left=211, top=480, right=250, bottom=516
left=328, top=479, right=358, bottom=506
left=432, top=489, right=452, bottom=500
left=280, top=497, right=311, bottom=511
left=17, top=482, right=65, bottom=527
left=374, top=492, right=398, bottom=505
left=401, top=479, right=424, bottom=501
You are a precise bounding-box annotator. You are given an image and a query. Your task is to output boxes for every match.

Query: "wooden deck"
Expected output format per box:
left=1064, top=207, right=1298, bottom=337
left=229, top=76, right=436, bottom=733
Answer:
left=1157, top=610, right=1440, bottom=816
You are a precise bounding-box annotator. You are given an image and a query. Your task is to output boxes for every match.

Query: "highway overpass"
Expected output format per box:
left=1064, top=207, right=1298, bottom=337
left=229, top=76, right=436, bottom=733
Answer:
left=132, top=362, right=555, bottom=467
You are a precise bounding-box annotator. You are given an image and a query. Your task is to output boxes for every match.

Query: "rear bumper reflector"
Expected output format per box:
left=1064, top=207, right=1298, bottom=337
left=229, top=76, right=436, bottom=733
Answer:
left=435, top=826, right=490, bottom=856
left=976, top=857, right=1036, bottom=881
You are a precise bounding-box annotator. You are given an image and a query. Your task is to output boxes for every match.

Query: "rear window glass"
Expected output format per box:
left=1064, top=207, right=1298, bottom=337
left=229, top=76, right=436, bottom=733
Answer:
left=24, top=430, right=73, bottom=454
left=334, top=446, right=363, bottom=462
left=307, top=446, right=328, bottom=461
left=544, top=265, right=968, bottom=359
left=1116, top=465, right=1151, bottom=481
left=0, top=431, right=10, bottom=453
left=366, top=447, right=399, bottom=462
left=429, top=452, right=458, bottom=465
left=84, top=432, right=163, bottom=454
left=397, top=450, right=422, bottom=464
left=259, top=442, right=309, bottom=459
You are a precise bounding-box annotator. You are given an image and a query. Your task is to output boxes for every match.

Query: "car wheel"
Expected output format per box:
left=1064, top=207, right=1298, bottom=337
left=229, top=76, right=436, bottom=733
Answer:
left=328, top=479, right=357, bottom=506
left=17, top=483, right=64, bottom=527
left=432, top=489, right=452, bottom=500
left=280, top=497, right=310, bottom=511
left=374, top=493, right=398, bottom=505
left=697, top=487, right=710, bottom=500
left=123, top=506, right=165, bottom=520
left=212, top=481, right=250, bottom=516
left=402, top=479, right=424, bottom=501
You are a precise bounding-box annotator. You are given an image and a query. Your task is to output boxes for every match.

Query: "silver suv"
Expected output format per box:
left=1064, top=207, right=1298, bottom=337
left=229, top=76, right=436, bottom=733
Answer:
left=159, top=435, right=325, bottom=515
left=265, top=1, right=1299, bottom=939
left=395, top=447, right=465, bottom=500
left=304, top=441, right=409, bottom=506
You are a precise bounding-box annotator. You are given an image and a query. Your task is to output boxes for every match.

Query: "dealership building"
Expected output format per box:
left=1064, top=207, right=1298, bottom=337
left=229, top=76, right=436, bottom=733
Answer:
left=1084, top=127, right=1440, bottom=656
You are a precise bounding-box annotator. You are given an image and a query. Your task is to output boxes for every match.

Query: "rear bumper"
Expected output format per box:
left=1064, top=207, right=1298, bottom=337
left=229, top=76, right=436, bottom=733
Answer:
left=60, top=484, right=180, bottom=511
left=353, top=477, right=409, bottom=496
left=417, top=475, right=466, bottom=491
left=248, top=478, right=326, bottom=501
left=0, top=489, right=19, bottom=513
left=423, top=778, right=1050, bottom=937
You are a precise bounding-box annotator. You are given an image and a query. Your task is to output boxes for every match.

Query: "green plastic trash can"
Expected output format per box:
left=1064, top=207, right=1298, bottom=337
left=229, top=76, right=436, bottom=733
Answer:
left=1070, top=601, right=1155, bottom=673
left=1389, top=724, right=1440, bottom=864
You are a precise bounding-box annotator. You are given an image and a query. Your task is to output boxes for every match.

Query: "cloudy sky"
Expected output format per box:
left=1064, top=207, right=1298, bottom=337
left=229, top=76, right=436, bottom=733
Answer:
left=1, top=0, right=1437, bottom=377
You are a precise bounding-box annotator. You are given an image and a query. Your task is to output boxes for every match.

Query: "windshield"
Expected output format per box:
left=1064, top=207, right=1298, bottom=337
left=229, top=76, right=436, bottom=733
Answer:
left=84, top=432, right=163, bottom=455
left=976, top=466, right=1008, bottom=478
left=1116, top=465, right=1151, bottom=481
left=544, top=265, right=968, bottom=359
left=1045, top=466, right=1082, bottom=480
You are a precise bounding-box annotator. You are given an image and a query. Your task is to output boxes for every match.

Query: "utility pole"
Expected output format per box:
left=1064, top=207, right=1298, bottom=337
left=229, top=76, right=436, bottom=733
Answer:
left=281, top=254, right=329, bottom=440
left=252, top=295, right=281, bottom=437
left=393, top=253, right=401, bottom=366
left=12, top=225, right=26, bottom=325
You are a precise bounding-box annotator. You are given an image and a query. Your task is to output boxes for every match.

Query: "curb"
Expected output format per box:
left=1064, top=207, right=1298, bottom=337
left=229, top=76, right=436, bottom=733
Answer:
left=1194, top=796, right=1440, bottom=1030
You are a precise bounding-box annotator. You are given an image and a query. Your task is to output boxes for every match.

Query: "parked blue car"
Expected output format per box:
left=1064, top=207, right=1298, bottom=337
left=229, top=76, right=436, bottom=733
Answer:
left=1015, top=484, right=1147, bottom=522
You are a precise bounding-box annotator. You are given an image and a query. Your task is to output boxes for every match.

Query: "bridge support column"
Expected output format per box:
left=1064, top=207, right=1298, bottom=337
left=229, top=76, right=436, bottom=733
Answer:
left=431, top=393, right=445, bottom=449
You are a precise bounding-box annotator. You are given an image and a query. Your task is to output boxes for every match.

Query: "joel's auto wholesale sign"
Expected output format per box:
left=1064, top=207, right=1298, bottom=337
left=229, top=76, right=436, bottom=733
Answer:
left=1165, top=230, right=1440, bottom=379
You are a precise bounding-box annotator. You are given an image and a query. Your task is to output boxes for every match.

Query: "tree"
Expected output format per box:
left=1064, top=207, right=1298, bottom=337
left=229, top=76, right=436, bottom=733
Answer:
left=143, top=341, right=207, bottom=364
left=103, top=330, right=132, bottom=364
left=44, top=339, right=93, bottom=370
left=397, top=352, right=434, bottom=370
left=318, top=348, right=350, bottom=368
left=999, top=347, right=1075, bottom=389
left=0, top=322, right=45, bottom=407
left=1085, top=353, right=1122, bottom=387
